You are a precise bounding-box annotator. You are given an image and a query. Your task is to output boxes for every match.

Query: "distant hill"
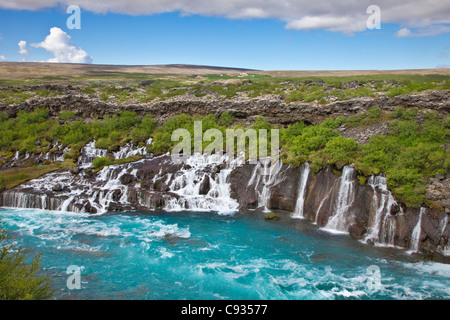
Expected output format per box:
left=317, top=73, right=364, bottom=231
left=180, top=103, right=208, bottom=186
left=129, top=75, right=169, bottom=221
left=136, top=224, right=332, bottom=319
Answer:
left=0, top=61, right=448, bottom=80
left=0, top=62, right=258, bottom=80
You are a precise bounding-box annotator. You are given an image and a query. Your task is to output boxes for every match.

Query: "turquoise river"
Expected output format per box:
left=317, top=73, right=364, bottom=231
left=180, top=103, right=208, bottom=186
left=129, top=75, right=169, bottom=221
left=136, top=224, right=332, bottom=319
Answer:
left=0, top=207, right=449, bottom=300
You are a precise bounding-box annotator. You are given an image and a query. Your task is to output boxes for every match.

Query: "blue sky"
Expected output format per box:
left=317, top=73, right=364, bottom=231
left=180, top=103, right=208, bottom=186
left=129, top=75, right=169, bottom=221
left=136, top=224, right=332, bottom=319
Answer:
left=0, top=2, right=449, bottom=70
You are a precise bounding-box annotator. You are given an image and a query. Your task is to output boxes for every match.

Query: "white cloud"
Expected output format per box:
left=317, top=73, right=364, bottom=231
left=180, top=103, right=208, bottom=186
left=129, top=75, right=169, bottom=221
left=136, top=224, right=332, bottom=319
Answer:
left=395, top=28, right=412, bottom=38
left=436, top=64, right=450, bottom=68
left=285, top=15, right=367, bottom=33
left=1, top=1, right=450, bottom=35
left=396, top=25, right=450, bottom=37
left=0, top=55, right=6, bottom=60
left=18, top=40, right=29, bottom=56
left=31, top=27, right=93, bottom=64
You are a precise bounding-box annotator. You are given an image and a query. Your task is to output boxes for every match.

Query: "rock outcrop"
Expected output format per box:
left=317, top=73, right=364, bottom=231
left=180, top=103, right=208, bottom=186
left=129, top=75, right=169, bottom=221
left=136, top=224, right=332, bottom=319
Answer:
left=0, top=90, right=448, bottom=126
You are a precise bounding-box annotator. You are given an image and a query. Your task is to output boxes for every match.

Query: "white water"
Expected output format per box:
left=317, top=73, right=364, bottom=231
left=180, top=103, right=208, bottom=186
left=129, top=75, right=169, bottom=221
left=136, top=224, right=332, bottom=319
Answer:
left=292, top=162, right=310, bottom=219
left=248, top=158, right=286, bottom=212
left=112, top=138, right=152, bottom=159
left=325, top=165, right=356, bottom=232
left=440, top=215, right=449, bottom=256
left=410, top=207, right=425, bottom=252
left=164, top=153, right=243, bottom=214
left=78, top=141, right=108, bottom=169
left=364, top=175, right=399, bottom=245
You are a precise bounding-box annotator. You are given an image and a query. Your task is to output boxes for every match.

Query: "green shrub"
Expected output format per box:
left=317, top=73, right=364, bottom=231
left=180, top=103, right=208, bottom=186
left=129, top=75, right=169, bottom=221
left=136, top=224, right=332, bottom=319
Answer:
left=219, top=112, right=234, bottom=126
left=59, top=111, right=76, bottom=120
left=0, top=225, right=54, bottom=300
left=93, top=157, right=113, bottom=170
left=264, top=212, right=280, bottom=220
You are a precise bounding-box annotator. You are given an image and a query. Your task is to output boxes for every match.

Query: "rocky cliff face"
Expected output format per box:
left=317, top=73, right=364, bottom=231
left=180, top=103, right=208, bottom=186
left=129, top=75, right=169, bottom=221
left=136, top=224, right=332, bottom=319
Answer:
left=1, top=144, right=448, bottom=263
left=231, top=162, right=449, bottom=262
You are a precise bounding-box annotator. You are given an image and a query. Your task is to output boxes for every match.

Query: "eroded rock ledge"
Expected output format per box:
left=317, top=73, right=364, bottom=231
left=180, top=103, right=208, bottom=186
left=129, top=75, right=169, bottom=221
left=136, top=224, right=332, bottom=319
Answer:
left=0, top=90, right=448, bottom=126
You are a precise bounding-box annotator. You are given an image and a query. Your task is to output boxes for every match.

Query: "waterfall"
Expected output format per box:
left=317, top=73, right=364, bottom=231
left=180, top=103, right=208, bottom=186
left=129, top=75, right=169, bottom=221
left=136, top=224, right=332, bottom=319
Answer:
left=324, top=165, right=356, bottom=232
left=364, top=175, right=396, bottom=244
left=164, top=153, right=241, bottom=214
left=440, top=214, right=449, bottom=256
left=2, top=159, right=140, bottom=214
left=245, top=158, right=286, bottom=212
left=380, top=214, right=396, bottom=246
left=258, top=159, right=284, bottom=212
left=410, top=207, right=425, bottom=252
left=78, top=141, right=108, bottom=169
left=2, top=189, right=66, bottom=211
left=112, top=138, right=152, bottom=159
left=292, top=162, right=310, bottom=219
left=78, top=139, right=152, bottom=169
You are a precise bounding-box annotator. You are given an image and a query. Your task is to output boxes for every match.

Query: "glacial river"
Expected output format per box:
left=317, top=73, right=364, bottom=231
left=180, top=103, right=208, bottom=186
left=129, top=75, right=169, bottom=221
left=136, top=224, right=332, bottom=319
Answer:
left=0, top=208, right=449, bottom=300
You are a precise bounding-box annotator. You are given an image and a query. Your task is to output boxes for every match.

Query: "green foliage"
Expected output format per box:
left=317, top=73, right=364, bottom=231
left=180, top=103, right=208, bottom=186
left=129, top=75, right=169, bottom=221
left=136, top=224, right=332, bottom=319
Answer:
left=281, top=121, right=340, bottom=165
left=219, top=112, right=234, bottom=126
left=92, top=157, right=113, bottom=170
left=0, top=109, right=156, bottom=163
left=345, top=107, right=386, bottom=129
left=0, top=224, right=54, bottom=300
left=281, top=108, right=448, bottom=207
left=81, top=87, right=96, bottom=95
left=357, top=176, right=367, bottom=185
left=59, top=111, right=76, bottom=120
left=264, top=212, right=280, bottom=220
left=322, top=136, right=358, bottom=168
left=355, top=114, right=448, bottom=206
left=93, top=155, right=142, bottom=172
left=393, top=107, right=416, bottom=120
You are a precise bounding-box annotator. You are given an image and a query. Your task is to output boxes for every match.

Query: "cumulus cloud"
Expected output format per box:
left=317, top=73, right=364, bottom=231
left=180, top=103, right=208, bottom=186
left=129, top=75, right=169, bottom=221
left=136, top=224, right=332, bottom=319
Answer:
left=1, top=0, right=450, bottom=35
left=395, top=28, right=412, bottom=38
left=0, top=55, right=6, bottom=60
left=18, top=40, right=29, bottom=56
left=31, top=27, right=93, bottom=63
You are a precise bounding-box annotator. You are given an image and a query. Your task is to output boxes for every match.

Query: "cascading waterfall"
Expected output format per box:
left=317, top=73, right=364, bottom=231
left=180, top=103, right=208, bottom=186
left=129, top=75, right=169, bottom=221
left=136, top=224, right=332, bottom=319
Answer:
left=324, top=165, right=356, bottom=232
left=364, top=175, right=398, bottom=245
left=247, top=158, right=285, bottom=212
left=2, top=141, right=150, bottom=214
left=164, top=153, right=242, bottom=214
left=9, top=142, right=69, bottom=164
left=112, top=138, right=152, bottom=159
left=292, top=162, right=310, bottom=219
left=410, top=207, right=425, bottom=252
left=78, top=141, right=108, bottom=169
left=440, top=215, right=449, bottom=256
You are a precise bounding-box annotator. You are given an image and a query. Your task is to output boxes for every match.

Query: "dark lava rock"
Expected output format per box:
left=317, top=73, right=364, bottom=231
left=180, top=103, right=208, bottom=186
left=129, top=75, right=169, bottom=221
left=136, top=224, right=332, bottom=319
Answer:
left=199, top=176, right=210, bottom=195
left=349, top=223, right=367, bottom=240
left=120, top=173, right=135, bottom=185
left=390, top=203, right=400, bottom=215
left=84, top=202, right=98, bottom=214
left=70, top=167, right=80, bottom=175
left=139, top=80, right=156, bottom=87
left=52, top=184, right=63, bottom=192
